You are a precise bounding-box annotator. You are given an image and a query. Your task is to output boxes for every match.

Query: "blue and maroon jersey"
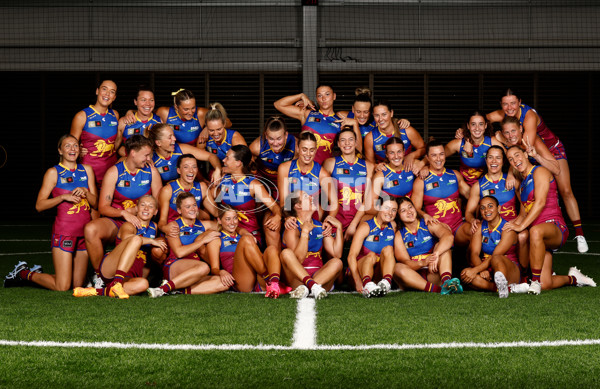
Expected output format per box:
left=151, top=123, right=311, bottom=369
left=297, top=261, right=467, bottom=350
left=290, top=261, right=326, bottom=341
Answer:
left=381, top=165, right=414, bottom=199
left=422, top=169, right=463, bottom=233
left=115, top=221, right=158, bottom=263
left=206, top=128, right=235, bottom=161
left=371, top=126, right=412, bottom=163
left=358, top=217, right=395, bottom=258
left=256, top=134, right=296, bottom=186
left=331, top=155, right=368, bottom=229
left=166, top=179, right=204, bottom=223
left=296, top=219, right=324, bottom=271
left=481, top=218, right=518, bottom=264
left=217, top=175, right=260, bottom=235
left=112, top=161, right=153, bottom=212
left=287, top=159, right=322, bottom=197
left=515, top=104, right=561, bottom=153
left=400, top=219, right=435, bottom=260
left=153, top=143, right=183, bottom=183
left=219, top=231, right=240, bottom=274
left=51, top=163, right=91, bottom=237
left=520, top=166, right=565, bottom=228
left=459, top=136, right=492, bottom=185
left=168, top=217, right=207, bottom=260
left=302, top=110, right=341, bottom=164
left=478, top=173, right=518, bottom=221
left=123, top=113, right=161, bottom=140
left=346, top=111, right=376, bottom=139
left=80, top=106, right=119, bottom=184
left=166, top=106, right=201, bottom=146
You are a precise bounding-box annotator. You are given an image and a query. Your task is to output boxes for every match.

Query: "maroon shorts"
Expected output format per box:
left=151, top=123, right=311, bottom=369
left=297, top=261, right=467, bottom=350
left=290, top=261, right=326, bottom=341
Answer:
left=99, top=251, right=147, bottom=284
left=162, top=256, right=200, bottom=280
left=548, top=140, right=567, bottom=161
left=51, top=234, right=86, bottom=253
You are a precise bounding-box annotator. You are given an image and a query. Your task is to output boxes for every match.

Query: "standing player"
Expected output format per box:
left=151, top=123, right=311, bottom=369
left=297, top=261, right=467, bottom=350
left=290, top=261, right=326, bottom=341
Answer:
left=5, top=135, right=97, bottom=291
left=488, top=88, right=588, bottom=252
left=70, top=80, right=120, bottom=187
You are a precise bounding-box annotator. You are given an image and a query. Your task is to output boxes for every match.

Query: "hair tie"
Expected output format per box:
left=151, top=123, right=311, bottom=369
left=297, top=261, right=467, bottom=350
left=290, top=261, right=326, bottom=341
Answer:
left=171, top=88, right=185, bottom=96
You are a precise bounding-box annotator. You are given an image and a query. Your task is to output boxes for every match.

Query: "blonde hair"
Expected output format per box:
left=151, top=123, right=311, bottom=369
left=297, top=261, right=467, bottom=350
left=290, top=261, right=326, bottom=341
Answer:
left=205, top=102, right=228, bottom=125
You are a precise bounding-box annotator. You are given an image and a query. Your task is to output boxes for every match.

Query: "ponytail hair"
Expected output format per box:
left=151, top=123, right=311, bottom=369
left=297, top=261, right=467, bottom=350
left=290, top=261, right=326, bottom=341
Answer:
left=230, top=144, right=255, bottom=174
left=261, top=116, right=287, bottom=148
left=172, top=89, right=195, bottom=107
left=205, top=102, right=228, bottom=126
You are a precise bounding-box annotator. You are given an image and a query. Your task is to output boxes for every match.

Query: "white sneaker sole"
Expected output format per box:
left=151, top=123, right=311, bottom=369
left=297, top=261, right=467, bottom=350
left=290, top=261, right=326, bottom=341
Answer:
left=494, top=272, right=509, bottom=299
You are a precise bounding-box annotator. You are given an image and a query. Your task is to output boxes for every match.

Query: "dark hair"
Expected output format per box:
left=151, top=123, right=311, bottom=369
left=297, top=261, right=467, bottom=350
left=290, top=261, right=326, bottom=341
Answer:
left=57, top=134, right=78, bottom=150
left=177, top=153, right=198, bottom=169
left=125, top=134, right=153, bottom=153
left=354, top=92, right=373, bottom=106
left=462, top=111, right=493, bottom=141
left=283, top=191, right=303, bottom=219
left=176, top=191, right=196, bottom=209
left=316, top=84, right=334, bottom=92
left=261, top=116, right=287, bottom=148
left=146, top=123, right=172, bottom=150
left=172, top=89, right=195, bottom=107
left=298, top=131, right=317, bottom=145
left=230, top=144, right=254, bottom=174
left=97, top=79, right=116, bottom=90
left=333, top=125, right=358, bottom=155
left=397, top=196, right=421, bottom=229
left=485, top=145, right=506, bottom=169
left=501, top=115, right=521, bottom=129
left=480, top=195, right=499, bottom=207
left=501, top=88, right=521, bottom=101
left=505, top=145, right=522, bottom=155
left=425, top=137, right=445, bottom=155
left=354, top=87, right=372, bottom=98
left=136, top=84, right=154, bottom=98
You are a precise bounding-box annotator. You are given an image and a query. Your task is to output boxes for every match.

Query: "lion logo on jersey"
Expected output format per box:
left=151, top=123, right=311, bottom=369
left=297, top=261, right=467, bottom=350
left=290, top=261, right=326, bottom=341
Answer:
left=463, top=167, right=483, bottom=181
left=312, top=133, right=332, bottom=154
left=237, top=211, right=250, bottom=223
left=339, top=187, right=362, bottom=206
left=91, top=139, right=115, bottom=158
left=67, top=198, right=90, bottom=215
left=122, top=200, right=137, bottom=210
left=433, top=199, right=459, bottom=218
left=499, top=206, right=516, bottom=218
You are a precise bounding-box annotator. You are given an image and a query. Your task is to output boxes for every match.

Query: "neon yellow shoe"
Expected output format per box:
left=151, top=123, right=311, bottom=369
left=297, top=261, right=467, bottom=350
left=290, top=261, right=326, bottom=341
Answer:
left=73, top=287, right=98, bottom=297
left=108, top=283, right=129, bottom=299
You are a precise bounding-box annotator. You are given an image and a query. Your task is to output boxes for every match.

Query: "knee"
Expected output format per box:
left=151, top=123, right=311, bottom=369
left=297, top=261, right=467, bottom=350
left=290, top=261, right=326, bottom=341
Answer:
left=329, top=258, right=343, bottom=274
left=529, top=227, right=543, bottom=243
left=264, top=245, right=279, bottom=257
left=394, top=263, right=409, bottom=277
left=195, top=261, right=210, bottom=277
left=84, top=221, right=99, bottom=239
left=381, top=245, right=394, bottom=259
left=518, top=230, right=529, bottom=244
left=280, top=248, right=296, bottom=264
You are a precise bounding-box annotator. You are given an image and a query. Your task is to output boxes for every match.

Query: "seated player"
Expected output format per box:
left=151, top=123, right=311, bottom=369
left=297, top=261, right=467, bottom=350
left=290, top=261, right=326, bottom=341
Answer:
left=346, top=197, right=397, bottom=298
left=73, top=195, right=168, bottom=298
left=393, top=197, right=463, bottom=294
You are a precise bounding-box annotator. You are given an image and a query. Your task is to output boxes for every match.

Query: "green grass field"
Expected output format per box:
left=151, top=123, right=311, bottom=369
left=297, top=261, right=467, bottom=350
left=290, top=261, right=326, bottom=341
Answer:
left=1, top=222, right=600, bottom=388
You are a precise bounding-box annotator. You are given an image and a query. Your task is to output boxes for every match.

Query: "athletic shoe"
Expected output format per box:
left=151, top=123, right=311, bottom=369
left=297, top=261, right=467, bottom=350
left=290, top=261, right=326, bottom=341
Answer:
left=362, top=281, right=382, bottom=298
left=30, top=264, right=43, bottom=273
left=440, top=278, right=463, bottom=295
left=4, top=260, right=28, bottom=280
left=377, top=279, right=391, bottom=296
left=575, top=236, right=589, bottom=253
left=494, top=272, right=509, bottom=299
left=310, top=284, right=327, bottom=300
left=279, top=285, right=293, bottom=296
left=147, top=286, right=167, bottom=298
left=528, top=280, right=541, bottom=295
left=568, top=267, right=596, bottom=287
left=265, top=282, right=281, bottom=299
left=91, top=273, right=105, bottom=289
left=108, top=283, right=129, bottom=299
left=509, top=283, right=530, bottom=294
left=289, top=285, right=309, bottom=299
left=73, top=287, right=98, bottom=297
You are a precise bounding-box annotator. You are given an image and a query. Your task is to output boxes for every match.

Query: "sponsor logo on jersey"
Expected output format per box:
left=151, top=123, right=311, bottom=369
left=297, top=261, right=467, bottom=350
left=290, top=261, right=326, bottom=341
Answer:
left=118, top=180, right=131, bottom=187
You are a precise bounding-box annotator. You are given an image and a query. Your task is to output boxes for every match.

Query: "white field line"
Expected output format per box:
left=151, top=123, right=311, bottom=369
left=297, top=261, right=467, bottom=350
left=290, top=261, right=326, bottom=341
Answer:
left=291, top=298, right=316, bottom=349
left=0, top=252, right=51, bottom=256
left=1, top=338, right=600, bottom=351
left=553, top=252, right=600, bottom=256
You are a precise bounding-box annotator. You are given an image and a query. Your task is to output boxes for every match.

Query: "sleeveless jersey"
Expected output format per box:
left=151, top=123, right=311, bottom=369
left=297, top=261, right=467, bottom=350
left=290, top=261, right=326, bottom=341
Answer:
left=423, top=169, right=463, bottom=233
left=80, top=106, right=119, bottom=184
left=123, top=113, right=161, bottom=140
left=153, top=143, right=183, bottom=183
left=166, top=106, right=201, bottom=145
left=217, top=175, right=260, bottom=235
left=381, top=165, right=414, bottom=199
left=331, top=155, right=368, bottom=229
left=206, top=128, right=235, bottom=161
left=168, top=217, right=207, bottom=260
left=359, top=217, right=395, bottom=258
left=346, top=111, right=376, bottom=138
left=481, top=218, right=518, bottom=264
left=520, top=166, right=565, bottom=228
left=478, top=173, right=518, bottom=221
left=115, top=221, right=158, bottom=263
left=302, top=110, right=341, bottom=164
left=371, top=126, right=412, bottom=163
left=401, top=219, right=435, bottom=259
left=256, top=134, right=296, bottom=186
left=287, top=160, right=322, bottom=197
left=167, top=179, right=204, bottom=223
left=112, top=161, right=153, bottom=211
left=296, top=219, right=324, bottom=271
left=459, top=136, right=492, bottom=185
left=51, top=163, right=91, bottom=237
left=219, top=231, right=240, bottom=274
left=515, top=104, right=561, bottom=152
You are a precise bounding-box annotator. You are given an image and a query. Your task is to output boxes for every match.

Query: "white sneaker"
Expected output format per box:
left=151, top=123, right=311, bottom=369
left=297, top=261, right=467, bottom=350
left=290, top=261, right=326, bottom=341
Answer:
left=494, top=272, right=509, bottom=298
left=147, top=287, right=167, bottom=298
left=377, top=279, right=391, bottom=296
left=5, top=261, right=28, bottom=280
left=575, top=236, right=589, bottom=253
left=310, top=284, right=327, bottom=300
left=30, top=264, right=43, bottom=273
left=528, top=280, right=541, bottom=295
left=509, top=283, right=530, bottom=294
left=92, top=273, right=105, bottom=289
left=362, top=281, right=382, bottom=298
left=568, top=267, right=596, bottom=287
left=290, top=285, right=309, bottom=299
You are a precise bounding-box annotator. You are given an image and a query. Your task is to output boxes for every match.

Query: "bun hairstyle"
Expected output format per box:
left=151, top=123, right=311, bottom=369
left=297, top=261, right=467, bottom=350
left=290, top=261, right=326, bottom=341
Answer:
left=261, top=116, right=288, bottom=148
left=172, top=89, right=195, bottom=107
left=205, top=102, right=228, bottom=125
left=354, top=86, right=372, bottom=98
